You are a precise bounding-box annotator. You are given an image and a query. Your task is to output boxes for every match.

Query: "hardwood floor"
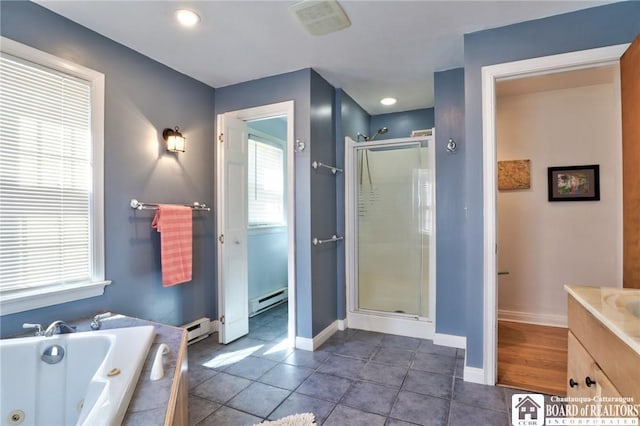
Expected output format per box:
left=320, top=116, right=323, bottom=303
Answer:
left=497, top=320, right=568, bottom=396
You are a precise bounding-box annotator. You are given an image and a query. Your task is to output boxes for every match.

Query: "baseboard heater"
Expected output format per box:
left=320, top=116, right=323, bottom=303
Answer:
left=249, top=287, right=288, bottom=317
left=182, top=317, right=212, bottom=345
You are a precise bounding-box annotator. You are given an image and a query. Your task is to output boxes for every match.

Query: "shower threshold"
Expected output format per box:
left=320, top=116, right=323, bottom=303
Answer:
left=347, top=309, right=434, bottom=340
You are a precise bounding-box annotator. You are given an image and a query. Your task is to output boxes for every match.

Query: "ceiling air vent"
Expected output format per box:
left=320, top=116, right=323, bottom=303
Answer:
left=289, top=0, right=351, bottom=36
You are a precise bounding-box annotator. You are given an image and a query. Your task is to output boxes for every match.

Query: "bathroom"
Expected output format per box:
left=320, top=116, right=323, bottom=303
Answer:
left=1, top=1, right=639, bottom=425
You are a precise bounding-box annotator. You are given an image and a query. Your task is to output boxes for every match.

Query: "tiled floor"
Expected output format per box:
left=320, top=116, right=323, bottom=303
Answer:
left=187, top=303, right=521, bottom=425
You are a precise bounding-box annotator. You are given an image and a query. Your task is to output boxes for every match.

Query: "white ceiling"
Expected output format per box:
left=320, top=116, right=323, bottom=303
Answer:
left=35, top=0, right=612, bottom=115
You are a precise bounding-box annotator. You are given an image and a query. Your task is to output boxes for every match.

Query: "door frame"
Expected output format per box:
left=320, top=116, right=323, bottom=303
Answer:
left=216, top=100, right=296, bottom=345
left=481, top=44, right=629, bottom=385
left=344, top=134, right=437, bottom=339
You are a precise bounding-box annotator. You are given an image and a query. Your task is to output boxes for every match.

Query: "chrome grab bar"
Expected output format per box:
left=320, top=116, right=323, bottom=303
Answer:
left=312, top=161, right=343, bottom=175
left=312, top=235, right=344, bottom=246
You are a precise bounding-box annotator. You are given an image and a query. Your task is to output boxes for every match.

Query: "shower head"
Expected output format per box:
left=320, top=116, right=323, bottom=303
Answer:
left=368, top=127, right=389, bottom=141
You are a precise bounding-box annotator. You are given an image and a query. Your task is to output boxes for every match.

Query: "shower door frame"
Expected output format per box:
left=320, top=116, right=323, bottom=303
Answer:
left=344, top=134, right=436, bottom=339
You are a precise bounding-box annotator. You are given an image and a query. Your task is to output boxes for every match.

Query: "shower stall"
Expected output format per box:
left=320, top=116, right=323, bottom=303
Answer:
left=345, top=131, right=436, bottom=338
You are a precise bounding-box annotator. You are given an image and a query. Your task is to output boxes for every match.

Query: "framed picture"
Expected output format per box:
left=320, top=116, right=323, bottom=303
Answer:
left=547, top=164, right=600, bottom=202
left=498, top=159, right=530, bottom=190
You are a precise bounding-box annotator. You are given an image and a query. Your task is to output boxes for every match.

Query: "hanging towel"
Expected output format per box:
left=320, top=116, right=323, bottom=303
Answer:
left=151, top=205, right=192, bottom=287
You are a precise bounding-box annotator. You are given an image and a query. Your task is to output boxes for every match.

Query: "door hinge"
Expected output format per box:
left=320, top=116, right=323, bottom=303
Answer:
left=218, top=133, right=224, bottom=143
left=218, top=234, right=224, bottom=244
left=220, top=315, right=225, bottom=324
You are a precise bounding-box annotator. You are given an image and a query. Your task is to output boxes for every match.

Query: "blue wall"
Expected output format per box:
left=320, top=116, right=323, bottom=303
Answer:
left=370, top=108, right=435, bottom=140
left=434, top=68, right=466, bottom=337
left=0, top=1, right=216, bottom=336
left=462, top=1, right=640, bottom=368
left=215, top=69, right=342, bottom=338
left=215, top=70, right=314, bottom=337
left=247, top=229, right=288, bottom=301
left=310, top=71, right=338, bottom=335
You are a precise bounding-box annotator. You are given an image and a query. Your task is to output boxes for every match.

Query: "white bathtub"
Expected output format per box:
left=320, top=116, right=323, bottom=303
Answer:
left=0, top=325, right=155, bottom=426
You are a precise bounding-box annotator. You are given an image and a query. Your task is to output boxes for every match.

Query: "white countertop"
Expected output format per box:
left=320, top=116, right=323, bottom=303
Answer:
left=565, top=285, right=640, bottom=355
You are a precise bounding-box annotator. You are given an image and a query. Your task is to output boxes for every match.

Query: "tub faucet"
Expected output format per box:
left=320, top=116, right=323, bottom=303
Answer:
left=90, top=312, right=112, bottom=330
left=44, top=320, right=76, bottom=337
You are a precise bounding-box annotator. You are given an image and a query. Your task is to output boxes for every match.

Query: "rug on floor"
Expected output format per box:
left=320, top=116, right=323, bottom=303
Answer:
left=254, top=412, right=315, bottom=425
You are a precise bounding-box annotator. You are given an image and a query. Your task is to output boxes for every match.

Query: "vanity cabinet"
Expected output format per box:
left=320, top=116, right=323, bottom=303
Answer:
left=567, top=332, right=597, bottom=400
left=567, top=294, right=640, bottom=416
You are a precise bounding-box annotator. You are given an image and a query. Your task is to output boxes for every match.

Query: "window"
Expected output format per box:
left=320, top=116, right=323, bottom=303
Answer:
left=247, top=134, right=285, bottom=226
left=0, top=37, right=108, bottom=315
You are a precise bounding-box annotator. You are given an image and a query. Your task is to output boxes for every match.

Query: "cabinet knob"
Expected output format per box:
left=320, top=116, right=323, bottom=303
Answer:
left=585, top=376, right=596, bottom=387
left=569, top=378, right=578, bottom=388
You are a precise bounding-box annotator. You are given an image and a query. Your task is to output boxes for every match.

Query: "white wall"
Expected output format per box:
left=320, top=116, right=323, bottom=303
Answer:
left=496, top=78, right=622, bottom=326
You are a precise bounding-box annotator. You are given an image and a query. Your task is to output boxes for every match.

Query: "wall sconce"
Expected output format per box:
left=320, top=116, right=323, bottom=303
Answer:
left=163, top=126, right=185, bottom=153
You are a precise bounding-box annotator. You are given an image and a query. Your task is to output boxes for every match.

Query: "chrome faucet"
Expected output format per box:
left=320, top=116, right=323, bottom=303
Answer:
left=43, top=320, right=76, bottom=337
left=90, top=312, right=112, bottom=330
left=23, top=323, right=44, bottom=336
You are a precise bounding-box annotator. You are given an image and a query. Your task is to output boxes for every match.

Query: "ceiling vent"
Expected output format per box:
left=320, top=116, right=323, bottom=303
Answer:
left=289, top=0, right=351, bottom=36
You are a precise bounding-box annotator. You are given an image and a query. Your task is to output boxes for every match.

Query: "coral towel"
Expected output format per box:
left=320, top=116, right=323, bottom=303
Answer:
left=151, top=205, right=192, bottom=286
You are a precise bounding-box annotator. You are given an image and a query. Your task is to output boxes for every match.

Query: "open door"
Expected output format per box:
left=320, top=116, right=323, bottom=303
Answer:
left=622, top=35, right=640, bottom=289
left=217, top=115, right=249, bottom=343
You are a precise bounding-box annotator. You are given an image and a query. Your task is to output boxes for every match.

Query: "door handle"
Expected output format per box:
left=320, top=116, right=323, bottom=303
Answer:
left=585, top=376, right=596, bottom=387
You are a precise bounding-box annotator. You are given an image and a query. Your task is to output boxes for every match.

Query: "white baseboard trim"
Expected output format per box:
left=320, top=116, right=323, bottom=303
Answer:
left=210, top=320, right=220, bottom=333
left=498, top=309, right=567, bottom=328
left=463, top=365, right=486, bottom=384
left=295, top=336, right=314, bottom=351
left=295, top=320, right=339, bottom=352
left=433, top=333, right=466, bottom=349
left=337, top=319, right=347, bottom=331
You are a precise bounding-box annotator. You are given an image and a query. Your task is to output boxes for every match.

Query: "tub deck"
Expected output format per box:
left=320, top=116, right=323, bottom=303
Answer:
left=65, top=315, right=187, bottom=426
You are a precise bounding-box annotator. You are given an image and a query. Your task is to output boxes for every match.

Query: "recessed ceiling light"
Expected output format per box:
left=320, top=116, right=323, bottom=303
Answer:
left=175, top=9, right=200, bottom=27
left=380, top=97, right=397, bottom=106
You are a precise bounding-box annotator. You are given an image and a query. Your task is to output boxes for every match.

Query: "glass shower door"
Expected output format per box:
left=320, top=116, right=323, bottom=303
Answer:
left=355, top=142, right=431, bottom=317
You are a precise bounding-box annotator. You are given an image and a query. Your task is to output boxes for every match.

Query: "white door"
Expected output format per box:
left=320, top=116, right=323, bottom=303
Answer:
left=217, top=115, right=249, bottom=344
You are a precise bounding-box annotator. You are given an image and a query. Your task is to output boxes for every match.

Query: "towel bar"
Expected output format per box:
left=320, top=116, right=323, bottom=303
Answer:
left=312, top=235, right=343, bottom=246
left=130, top=199, right=211, bottom=211
left=312, top=161, right=343, bottom=175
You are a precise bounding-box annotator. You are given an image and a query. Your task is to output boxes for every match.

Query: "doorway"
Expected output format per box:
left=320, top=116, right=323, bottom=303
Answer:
left=494, top=66, right=622, bottom=395
left=345, top=134, right=437, bottom=339
left=481, top=43, right=629, bottom=386
left=216, top=101, right=296, bottom=346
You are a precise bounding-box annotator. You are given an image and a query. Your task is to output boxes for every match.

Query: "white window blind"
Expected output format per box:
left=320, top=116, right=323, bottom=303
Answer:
left=248, top=137, right=284, bottom=226
left=0, top=52, right=93, bottom=293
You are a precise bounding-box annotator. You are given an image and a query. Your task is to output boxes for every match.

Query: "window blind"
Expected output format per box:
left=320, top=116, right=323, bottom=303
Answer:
left=0, top=53, right=92, bottom=292
left=248, top=137, right=284, bottom=226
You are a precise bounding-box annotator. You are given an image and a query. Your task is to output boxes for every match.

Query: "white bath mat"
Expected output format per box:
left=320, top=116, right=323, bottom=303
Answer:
left=254, top=412, right=316, bottom=425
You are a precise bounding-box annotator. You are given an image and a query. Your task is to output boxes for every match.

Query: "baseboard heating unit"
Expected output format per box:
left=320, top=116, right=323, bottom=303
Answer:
left=249, top=287, right=288, bottom=317
left=182, top=317, right=211, bottom=345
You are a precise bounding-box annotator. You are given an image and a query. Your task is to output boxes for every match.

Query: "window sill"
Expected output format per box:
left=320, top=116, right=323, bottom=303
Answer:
left=249, top=225, right=287, bottom=235
left=0, top=280, right=112, bottom=316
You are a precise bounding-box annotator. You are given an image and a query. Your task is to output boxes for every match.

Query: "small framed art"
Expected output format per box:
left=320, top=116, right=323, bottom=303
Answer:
left=498, top=160, right=531, bottom=190
left=547, top=164, right=600, bottom=202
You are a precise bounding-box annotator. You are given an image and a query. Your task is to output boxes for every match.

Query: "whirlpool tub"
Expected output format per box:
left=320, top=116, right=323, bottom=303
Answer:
left=0, top=325, right=155, bottom=426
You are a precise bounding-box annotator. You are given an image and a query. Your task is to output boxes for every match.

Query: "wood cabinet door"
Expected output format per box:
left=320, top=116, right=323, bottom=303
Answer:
left=567, top=332, right=597, bottom=400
